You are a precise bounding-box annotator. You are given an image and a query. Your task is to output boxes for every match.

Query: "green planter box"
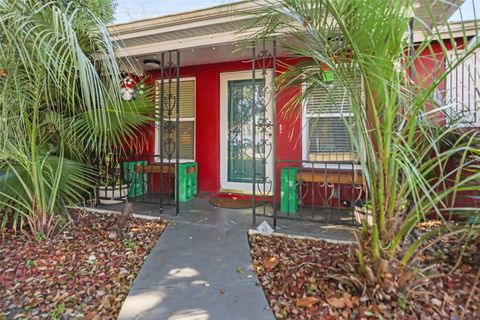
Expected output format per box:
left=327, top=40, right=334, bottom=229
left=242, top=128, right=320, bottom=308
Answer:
left=123, top=161, right=148, bottom=198
left=178, top=162, right=197, bottom=202
left=281, top=166, right=299, bottom=213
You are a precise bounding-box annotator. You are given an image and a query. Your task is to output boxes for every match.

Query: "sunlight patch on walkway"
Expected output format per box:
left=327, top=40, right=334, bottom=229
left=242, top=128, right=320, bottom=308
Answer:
left=168, top=267, right=199, bottom=278
left=120, top=291, right=165, bottom=318
left=168, top=308, right=210, bottom=320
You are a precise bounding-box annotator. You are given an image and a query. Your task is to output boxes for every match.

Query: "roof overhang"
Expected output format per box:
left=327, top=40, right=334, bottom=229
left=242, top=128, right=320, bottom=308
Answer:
left=109, top=1, right=259, bottom=60
left=109, top=0, right=469, bottom=68
left=413, top=19, right=479, bottom=42
left=413, top=0, right=465, bottom=28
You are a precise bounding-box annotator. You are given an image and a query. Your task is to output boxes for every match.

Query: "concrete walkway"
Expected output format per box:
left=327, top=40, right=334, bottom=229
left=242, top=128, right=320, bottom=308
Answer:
left=118, top=206, right=275, bottom=319
left=115, top=198, right=355, bottom=320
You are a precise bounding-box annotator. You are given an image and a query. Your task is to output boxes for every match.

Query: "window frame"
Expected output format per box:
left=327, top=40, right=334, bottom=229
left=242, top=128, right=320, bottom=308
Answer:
left=154, top=76, right=196, bottom=163
left=301, top=72, right=362, bottom=169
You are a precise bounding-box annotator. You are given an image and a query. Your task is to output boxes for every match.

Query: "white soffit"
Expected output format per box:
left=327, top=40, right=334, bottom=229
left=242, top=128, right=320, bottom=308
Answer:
left=110, top=0, right=469, bottom=61
left=413, top=0, right=465, bottom=27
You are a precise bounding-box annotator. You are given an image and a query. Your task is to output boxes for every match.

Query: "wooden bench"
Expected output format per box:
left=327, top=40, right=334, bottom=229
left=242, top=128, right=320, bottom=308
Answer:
left=134, top=164, right=197, bottom=174
left=134, top=164, right=175, bottom=174
left=295, top=172, right=364, bottom=185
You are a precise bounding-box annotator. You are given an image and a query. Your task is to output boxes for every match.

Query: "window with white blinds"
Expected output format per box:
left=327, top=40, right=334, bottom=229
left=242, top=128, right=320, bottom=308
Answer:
left=303, top=71, right=357, bottom=162
left=155, top=78, right=196, bottom=161
left=445, top=49, right=480, bottom=127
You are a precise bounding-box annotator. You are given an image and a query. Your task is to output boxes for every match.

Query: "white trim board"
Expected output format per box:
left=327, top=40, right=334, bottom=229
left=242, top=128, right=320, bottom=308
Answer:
left=219, top=70, right=275, bottom=193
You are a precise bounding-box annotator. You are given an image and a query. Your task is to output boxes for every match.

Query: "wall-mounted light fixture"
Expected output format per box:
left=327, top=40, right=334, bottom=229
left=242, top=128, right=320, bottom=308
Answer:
left=143, top=59, right=161, bottom=71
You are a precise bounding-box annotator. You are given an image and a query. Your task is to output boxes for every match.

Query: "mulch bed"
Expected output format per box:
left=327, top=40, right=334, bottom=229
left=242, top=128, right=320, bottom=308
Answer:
left=249, top=229, right=480, bottom=320
left=0, top=210, right=167, bottom=319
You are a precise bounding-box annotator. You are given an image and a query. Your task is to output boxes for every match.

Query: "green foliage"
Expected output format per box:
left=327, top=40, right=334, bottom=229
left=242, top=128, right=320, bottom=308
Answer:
left=0, top=0, right=152, bottom=238
left=247, top=0, right=480, bottom=301
left=49, top=303, right=65, bottom=320
left=123, top=236, right=135, bottom=250
left=57, top=0, right=118, bottom=24
left=25, top=259, right=37, bottom=269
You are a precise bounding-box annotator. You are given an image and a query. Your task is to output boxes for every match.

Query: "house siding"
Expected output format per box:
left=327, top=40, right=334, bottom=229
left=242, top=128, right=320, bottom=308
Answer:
left=415, top=37, right=479, bottom=210
left=145, top=58, right=303, bottom=195
left=135, top=38, right=478, bottom=211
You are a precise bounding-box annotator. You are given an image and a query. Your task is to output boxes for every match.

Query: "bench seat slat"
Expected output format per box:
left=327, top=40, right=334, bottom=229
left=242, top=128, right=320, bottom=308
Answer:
left=134, top=164, right=175, bottom=174
left=295, top=172, right=364, bottom=185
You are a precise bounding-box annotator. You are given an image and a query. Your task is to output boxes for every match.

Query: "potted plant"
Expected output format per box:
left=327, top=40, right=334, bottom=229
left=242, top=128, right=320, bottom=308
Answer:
left=97, top=153, right=129, bottom=205
left=354, top=201, right=373, bottom=227
left=96, top=74, right=152, bottom=205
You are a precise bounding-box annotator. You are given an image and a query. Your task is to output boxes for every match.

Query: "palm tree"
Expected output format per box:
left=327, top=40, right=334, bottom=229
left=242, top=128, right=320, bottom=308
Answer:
left=247, top=0, right=479, bottom=308
left=0, top=0, right=151, bottom=238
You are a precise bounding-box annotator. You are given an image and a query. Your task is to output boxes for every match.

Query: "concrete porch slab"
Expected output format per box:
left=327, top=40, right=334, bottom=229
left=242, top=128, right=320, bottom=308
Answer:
left=99, top=197, right=356, bottom=242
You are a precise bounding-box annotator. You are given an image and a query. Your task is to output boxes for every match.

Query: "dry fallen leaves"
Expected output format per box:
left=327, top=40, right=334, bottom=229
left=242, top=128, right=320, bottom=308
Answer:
left=327, top=297, right=346, bottom=309
left=0, top=210, right=167, bottom=319
left=263, top=256, right=279, bottom=269
left=249, top=229, right=480, bottom=320
left=296, top=297, right=319, bottom=308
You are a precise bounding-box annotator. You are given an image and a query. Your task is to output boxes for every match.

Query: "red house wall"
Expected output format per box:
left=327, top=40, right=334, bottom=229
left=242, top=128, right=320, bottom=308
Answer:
left=138, top=38, right=478, bottom=211
left=413, top=37, right=479, bottom=211
left=145, top=58, right=303, bottom=195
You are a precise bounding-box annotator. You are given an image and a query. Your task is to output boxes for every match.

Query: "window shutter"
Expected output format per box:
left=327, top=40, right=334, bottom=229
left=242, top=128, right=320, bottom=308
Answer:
left=162, top=121, right=195, bottom=160
left=158, top=79, right=196, bottom=160
left=305, top=72, right=357, bottom=161
left=161, top=80, right=195, bottom=118
left=305, top=72, right=357, bottom=115
left=308, top=117, right=352, bottom=153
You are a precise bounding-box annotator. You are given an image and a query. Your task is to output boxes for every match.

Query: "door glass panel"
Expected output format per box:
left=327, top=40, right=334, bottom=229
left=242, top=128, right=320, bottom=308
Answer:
left=227, top=79, right=266, bottom=183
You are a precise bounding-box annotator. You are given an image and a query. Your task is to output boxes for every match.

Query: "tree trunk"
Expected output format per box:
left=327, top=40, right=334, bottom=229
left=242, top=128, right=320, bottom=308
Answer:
left=108, top=202, right=132, bottom=240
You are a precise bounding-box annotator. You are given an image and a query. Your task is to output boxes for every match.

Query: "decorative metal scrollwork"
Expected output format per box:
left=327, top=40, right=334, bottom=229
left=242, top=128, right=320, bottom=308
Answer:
left=252, top=39, right=276, bottom=225
left=159, top=50, right=180, bottom=215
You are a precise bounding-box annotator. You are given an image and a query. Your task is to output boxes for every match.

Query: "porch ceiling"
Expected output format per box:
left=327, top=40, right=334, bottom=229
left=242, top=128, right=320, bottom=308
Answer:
left=119, top=42, right=291, bottom=72
left=110, top=0, right=466, bottom=68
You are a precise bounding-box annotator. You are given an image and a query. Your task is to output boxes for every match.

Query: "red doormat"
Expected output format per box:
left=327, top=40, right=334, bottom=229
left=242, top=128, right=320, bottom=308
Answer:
left=209, top=197, right=265, bottom=209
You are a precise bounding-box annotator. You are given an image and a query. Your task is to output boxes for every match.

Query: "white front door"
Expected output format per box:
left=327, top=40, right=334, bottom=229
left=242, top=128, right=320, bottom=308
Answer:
left=219, top=70, right=274, bottom=193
